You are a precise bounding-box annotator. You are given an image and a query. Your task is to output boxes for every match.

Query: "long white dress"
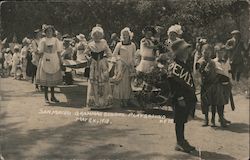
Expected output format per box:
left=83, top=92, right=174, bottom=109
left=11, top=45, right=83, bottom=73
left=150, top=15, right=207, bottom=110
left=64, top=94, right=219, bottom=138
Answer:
left=112, top=42, right=136, bottom=100
left=85, top=39, right=113, bottom=109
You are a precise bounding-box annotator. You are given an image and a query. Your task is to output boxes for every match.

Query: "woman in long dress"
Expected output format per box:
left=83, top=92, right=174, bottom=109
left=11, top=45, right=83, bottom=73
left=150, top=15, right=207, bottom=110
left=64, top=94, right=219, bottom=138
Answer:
left=112, top=27, right=136, bottom=107
left=36, top=25, right=63, bottom=103
left=84, top=26, right=113, bottom=109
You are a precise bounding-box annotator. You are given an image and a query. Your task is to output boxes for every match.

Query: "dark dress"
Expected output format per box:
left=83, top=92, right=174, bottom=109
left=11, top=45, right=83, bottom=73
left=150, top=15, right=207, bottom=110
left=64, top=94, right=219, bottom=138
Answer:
left=26, top=51, right=36, bottom=77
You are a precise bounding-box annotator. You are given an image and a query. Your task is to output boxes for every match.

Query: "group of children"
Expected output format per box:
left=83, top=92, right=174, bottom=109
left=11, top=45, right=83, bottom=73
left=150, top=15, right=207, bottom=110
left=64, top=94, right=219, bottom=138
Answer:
left=0, top=38, right=36, bottom=80
left=0, top=25, right=243, bottom=124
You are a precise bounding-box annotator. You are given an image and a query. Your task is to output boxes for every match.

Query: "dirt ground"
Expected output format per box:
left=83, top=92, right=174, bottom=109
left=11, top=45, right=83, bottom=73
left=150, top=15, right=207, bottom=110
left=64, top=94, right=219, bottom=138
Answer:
left=0, top=77, right=249, bottom=160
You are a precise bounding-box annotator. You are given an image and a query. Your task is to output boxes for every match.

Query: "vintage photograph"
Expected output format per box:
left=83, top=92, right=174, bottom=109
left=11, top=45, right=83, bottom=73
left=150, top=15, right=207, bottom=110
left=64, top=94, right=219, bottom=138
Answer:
left=0, top=0, right=249, bottom=160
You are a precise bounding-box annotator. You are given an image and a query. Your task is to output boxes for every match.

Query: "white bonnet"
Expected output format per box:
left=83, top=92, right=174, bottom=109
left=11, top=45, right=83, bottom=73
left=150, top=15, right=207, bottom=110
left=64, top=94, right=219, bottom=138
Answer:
left=91, top=26, right=104, bottom=38
left=120, top=27, right=134, bottom=41
left=167, top=24, right=183, bottom=35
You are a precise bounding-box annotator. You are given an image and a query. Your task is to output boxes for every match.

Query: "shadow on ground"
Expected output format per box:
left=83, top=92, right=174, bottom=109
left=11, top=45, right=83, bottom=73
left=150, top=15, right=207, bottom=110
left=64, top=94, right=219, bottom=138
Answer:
left=0, top=114, right=137, bottom=160
left=214, top=122, right=250, bottom=133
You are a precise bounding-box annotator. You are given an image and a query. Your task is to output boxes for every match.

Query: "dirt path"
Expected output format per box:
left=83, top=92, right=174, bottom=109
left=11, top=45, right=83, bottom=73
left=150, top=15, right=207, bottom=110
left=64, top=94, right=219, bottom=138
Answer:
left=0, top=77, right=249, bottom=160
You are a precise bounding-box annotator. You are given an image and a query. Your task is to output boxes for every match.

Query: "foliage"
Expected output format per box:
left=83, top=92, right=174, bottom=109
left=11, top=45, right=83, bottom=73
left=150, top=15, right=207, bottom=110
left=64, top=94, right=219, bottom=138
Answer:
left=0, top=0, right=248, bottom=45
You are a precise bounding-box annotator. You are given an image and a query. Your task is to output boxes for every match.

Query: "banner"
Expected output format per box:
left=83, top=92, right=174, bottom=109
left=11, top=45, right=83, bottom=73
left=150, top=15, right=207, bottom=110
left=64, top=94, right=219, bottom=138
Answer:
left=168, top=61, right=195, bottom=91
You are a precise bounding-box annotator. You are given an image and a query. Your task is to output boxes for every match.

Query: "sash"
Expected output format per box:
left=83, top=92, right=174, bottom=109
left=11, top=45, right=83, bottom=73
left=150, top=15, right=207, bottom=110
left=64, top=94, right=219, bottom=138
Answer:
left=168, top=61, right=195, bottom=91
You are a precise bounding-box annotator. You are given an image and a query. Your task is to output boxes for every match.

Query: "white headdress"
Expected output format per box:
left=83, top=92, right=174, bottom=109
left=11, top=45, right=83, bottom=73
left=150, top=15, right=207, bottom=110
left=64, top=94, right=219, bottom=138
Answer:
left=120, top=27, right=134, bottom=41
left=91, top=26, right=104, bottom=38
left=167, top=24, right=183, bottom=35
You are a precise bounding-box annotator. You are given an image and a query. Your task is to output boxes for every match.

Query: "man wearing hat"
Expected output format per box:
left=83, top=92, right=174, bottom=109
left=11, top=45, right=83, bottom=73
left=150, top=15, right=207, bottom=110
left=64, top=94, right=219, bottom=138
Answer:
left=168, top=39, right=197, bottom=153
left=225, top=30, right=246, bottom=82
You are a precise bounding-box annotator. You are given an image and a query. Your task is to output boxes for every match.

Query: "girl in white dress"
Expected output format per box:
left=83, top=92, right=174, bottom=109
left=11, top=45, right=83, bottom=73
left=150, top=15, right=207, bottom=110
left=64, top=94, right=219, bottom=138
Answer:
left=36, top=25, right=63, bottom=103
left=112, top=27, right=136, bottom=107
left=84, top=26, right=113, bottom=109
left=11, top=46, right=21, bottom=79
left=136, top=26, right=158, bottom=73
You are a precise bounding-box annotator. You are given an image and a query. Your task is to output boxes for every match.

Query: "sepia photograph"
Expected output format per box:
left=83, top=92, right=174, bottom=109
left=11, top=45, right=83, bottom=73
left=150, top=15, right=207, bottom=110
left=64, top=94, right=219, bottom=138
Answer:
left=0, top=0, right=249, bottom=160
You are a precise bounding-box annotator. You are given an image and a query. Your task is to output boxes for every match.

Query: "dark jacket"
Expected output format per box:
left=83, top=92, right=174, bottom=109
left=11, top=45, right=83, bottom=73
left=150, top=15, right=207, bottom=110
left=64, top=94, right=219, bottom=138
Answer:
left=168, top=58, right=197, bottom=104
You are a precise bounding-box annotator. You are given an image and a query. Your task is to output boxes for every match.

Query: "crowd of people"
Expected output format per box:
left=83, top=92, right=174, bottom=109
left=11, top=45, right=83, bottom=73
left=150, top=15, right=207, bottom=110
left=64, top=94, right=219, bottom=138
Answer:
left=0, top=23, right=249, bottom=153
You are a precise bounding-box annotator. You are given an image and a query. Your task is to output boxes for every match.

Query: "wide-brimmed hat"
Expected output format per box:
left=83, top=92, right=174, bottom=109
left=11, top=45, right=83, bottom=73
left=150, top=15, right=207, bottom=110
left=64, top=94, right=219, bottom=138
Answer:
left=171, top=39, right=191, bottom=53
left=63, top=38, right=72, bottom=43
left=76, top=34, right=86, bottom=41
left=142, top=26, right=157, bottom=35
left=34, top=29, right=41, bottom=33
left=231, top=30, right=240, bottom=35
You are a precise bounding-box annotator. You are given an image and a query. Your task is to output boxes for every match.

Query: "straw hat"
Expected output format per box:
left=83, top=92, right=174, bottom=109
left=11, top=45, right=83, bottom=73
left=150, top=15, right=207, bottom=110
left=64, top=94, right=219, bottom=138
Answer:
left=76, top=34, right=86, bottom=41
left=231, top=30, right=240, bottom=35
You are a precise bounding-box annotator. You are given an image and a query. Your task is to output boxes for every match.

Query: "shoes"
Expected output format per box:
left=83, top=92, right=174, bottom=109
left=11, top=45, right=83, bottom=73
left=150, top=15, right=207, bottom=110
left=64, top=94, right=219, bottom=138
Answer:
left=175, top=140, right=195, bottom=153
left=202, top=120, right=209, bottom=127
left=184, top=140, right=195, bottom=151
left=219, top=118, right=227, bottom=128
left=211, top=118, right=216, bottom=127
left=45, top=98, right=50, bottom=103
left=51, top=97, right=60, bottom=103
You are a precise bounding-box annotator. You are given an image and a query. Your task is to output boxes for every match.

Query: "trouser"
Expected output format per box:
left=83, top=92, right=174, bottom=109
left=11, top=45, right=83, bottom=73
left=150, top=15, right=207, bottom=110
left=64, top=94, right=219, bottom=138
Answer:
left=217, top=105, right=225, bottom=120
left=174, top=102, right=191, bottom=144
left=231, top=64, right=242, bottom=82
left=175, top=122, right=185, bottom=143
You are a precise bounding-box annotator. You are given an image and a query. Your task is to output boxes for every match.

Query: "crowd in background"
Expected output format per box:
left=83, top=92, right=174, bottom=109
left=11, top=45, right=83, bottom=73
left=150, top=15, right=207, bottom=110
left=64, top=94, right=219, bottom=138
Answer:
left=0, top=24, right=249, bottom=106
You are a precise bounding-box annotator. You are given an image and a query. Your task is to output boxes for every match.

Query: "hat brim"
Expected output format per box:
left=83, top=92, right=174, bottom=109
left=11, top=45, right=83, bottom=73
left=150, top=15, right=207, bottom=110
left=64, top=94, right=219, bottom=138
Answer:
left=231, top=31, right=240, bottom=34
left=174, top=43, right=191, bottom=53
left=76, top=36, right=85, bottom=41
left=34, top=29, right=41, bottom=33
